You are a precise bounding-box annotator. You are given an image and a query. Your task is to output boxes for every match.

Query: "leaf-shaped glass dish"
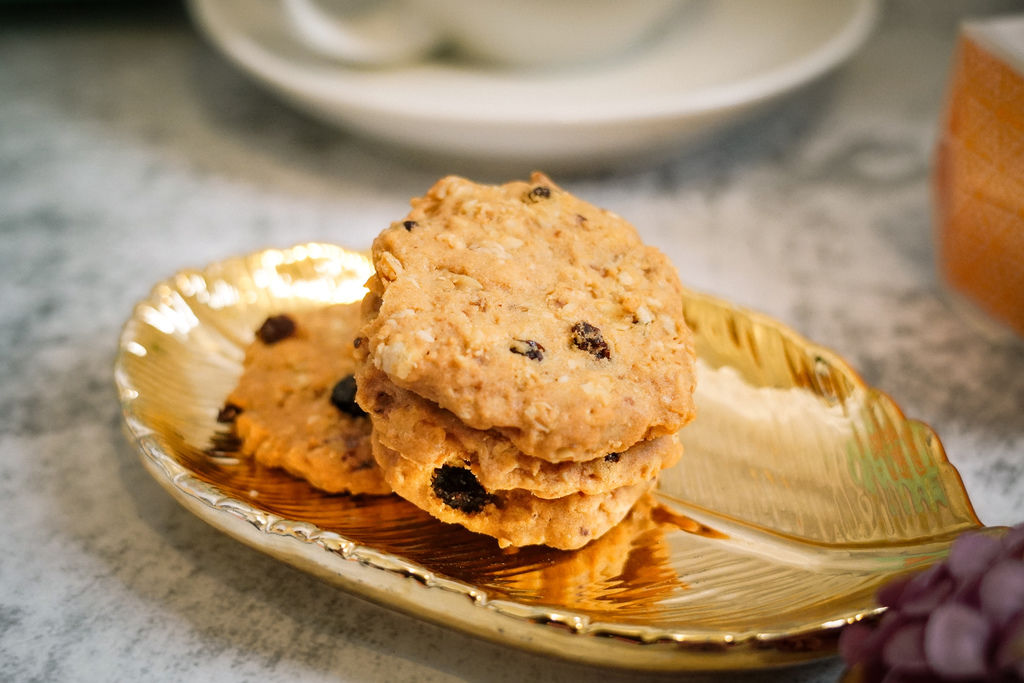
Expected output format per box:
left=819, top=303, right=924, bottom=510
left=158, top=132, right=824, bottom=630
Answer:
left=115, top=244, right=981, bottom=672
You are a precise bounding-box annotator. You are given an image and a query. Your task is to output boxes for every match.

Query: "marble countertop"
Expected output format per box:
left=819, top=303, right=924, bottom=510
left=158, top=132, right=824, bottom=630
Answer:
left=1, top=2, right=1021, bottom=681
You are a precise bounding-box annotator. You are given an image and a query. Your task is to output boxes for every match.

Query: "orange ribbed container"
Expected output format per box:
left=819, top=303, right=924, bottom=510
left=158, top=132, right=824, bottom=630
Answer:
left=934, top=16, right=1024, bottom=338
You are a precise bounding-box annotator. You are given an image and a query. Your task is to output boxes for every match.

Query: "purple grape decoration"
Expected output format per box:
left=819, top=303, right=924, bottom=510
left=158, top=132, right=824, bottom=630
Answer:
left=840, top=522, right=1024, bottom=682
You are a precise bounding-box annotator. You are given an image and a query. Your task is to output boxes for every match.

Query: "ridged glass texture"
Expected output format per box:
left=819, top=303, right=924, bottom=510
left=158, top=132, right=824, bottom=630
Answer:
left=115, top=244, right=982, bottom=672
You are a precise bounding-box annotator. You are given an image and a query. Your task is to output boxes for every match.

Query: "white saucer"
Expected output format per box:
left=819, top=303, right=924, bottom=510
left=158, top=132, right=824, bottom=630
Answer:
left=189, top=0, right=878, bottom=172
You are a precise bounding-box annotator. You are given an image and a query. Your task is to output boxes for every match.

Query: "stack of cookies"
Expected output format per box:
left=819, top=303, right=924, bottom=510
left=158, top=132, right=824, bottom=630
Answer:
left=352, top=173, right=697, bottom=550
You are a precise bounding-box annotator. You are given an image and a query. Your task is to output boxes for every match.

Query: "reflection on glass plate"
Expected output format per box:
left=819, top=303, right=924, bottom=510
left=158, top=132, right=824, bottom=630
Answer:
left=115, top=244, right=980, bottom=672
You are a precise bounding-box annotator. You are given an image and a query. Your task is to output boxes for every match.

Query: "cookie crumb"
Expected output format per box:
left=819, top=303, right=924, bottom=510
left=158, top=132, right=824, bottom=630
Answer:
left=509, top=338, right=545, bottom=361
left=330, top=374, right=367, bottom=417
left=632, top=305, right=654, bottom=325
left=570, top=321, right=610, bottom=360
left=256, top=314, right=296, bottom=344
left=431, top=465, right=492, bottom=514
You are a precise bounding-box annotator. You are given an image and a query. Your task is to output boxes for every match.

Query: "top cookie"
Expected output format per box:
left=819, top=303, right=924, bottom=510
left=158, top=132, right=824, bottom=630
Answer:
left=359, top=173, right=697, bottom=462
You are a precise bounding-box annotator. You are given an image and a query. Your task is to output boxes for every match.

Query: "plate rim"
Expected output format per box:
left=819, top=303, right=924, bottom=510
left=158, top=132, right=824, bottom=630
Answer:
left=186, top=0, right=879, bottom=127
left=115, top=242, right=981, bottom=672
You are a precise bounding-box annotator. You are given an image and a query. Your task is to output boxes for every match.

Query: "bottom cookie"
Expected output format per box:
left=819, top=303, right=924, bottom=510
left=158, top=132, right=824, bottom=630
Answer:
left=371, top=434, right=654, bottom=550
left=224, top=304, right=390, bottom=495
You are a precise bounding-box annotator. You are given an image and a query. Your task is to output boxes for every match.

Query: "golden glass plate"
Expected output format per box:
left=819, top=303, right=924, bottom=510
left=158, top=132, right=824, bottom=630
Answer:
left=115, top=243, right=981, bottom=672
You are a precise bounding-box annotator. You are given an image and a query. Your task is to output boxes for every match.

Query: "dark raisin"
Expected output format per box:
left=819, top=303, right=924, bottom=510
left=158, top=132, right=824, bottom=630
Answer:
left=431, top=465, right=492, bottom=514
left=604, top=452, right=620, bottom=463
left=256, top=314, right=296, bottom=344
left=403, top=220, right=417, bottom=231
left=330, top=374, right=367, bottom=417
left=216, top=403, right=242, bottom=423
left=353, top=336, right=364, bottom=348
left=525, top=186, right=551, bottom=202
left=570, top=321, right=610, bottom=360
left=509, top=338, right=544, bottom=361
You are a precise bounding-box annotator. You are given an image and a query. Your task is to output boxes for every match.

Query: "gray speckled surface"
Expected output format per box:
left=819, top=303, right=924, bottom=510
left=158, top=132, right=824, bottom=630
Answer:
left=1, top=2, right=1022, bottom=681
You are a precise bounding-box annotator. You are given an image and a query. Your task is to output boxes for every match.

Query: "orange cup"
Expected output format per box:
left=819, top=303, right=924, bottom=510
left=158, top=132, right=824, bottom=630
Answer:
left=933, top=17, right=1024, bottom=338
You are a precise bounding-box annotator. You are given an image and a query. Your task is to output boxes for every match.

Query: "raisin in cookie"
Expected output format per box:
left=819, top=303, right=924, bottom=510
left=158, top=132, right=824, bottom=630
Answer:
left=357, top=363, right=682, bottom=499
left=224, top=304, right=389, bottom=495
left=371, top=434, right=654, bottom=550
left=358, top=173, right=697, bottom=462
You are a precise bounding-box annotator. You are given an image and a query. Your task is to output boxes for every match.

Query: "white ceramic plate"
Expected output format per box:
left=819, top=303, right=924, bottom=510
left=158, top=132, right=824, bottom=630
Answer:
left=187, top=0, right=878, bottom=172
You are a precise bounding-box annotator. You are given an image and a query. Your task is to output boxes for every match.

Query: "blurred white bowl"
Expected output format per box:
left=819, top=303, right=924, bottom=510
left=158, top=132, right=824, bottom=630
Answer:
left=189, top=0, right=877, bottom=172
